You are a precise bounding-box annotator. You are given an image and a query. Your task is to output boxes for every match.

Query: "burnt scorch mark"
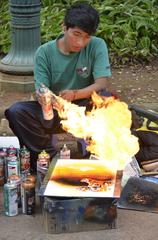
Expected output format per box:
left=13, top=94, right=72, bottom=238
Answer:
left=126, top=189, right=158, bottom=206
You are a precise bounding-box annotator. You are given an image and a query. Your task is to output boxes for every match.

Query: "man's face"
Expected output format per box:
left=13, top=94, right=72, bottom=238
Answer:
left=64, top=27, right=91, bottom=53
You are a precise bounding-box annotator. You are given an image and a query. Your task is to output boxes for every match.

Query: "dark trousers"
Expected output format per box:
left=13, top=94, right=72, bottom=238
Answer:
left=5, top=90, right=111, bottom=170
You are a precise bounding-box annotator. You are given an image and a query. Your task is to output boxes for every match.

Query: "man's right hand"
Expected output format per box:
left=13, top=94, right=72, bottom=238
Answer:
left=35, top=89, right=43, bottom=105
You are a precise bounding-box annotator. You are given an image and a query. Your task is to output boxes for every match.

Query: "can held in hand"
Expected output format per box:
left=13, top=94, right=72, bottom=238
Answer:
left=21, top=179, right=36, bottom=215
left=4, top=180, right=18, bottom=216
left=39, top=84, right=54, bottom=120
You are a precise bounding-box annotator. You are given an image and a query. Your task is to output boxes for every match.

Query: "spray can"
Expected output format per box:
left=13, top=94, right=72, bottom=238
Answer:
left=0, top=157, right=4, bottom=186
left=21, top=179, right=36, bottom=215
left=3, top=180, right=18, bottom=216
left=7, top=146, right=18, bottom=157
left=8, top=174, right=21, bottom=208
left=60, top=144, right=71, bottom=159
left=0, top=149, right=6, bottom=186
left=37, top=150, right=50, bottom=187
left=7, top=156, right=20, bottom=178
left=39, top=84, right=54, bottom=120
left=6, top=146, right=19, bottom=179
left=1, top=148, right=8, bottom=183
left=20, top=146, right=30, bottom=179
left=37, top=150, right=50, bottom=168
left=26, top=173, right=36, bottom=184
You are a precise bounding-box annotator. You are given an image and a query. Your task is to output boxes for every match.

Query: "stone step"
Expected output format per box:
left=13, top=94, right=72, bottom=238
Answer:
left=0, top=118, right=13, bottom=136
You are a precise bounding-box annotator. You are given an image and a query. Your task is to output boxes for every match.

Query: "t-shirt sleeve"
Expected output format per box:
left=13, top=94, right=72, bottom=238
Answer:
left=92, top=39, right=111, bottom=79
left=34, top=46, right=51, bottom=90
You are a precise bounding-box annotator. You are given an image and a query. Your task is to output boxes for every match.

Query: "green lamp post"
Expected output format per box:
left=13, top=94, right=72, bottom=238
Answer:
left=0, top=0, right=41, bottom=92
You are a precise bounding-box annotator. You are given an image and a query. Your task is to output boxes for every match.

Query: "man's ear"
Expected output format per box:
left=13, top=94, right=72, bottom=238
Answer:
left=61, top=22, right=66, bottom=32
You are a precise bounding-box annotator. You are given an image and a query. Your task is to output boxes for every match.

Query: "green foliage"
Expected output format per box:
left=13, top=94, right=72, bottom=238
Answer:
left=0, top=0, right=11, bottom=54
left=95, top=0, right=158, bottom=63
left=0, top=0, right=158, bottom=64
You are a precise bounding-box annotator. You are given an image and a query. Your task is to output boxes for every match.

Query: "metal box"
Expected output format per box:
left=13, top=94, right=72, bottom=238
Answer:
left=39, top=158, right=121, bottom=234
left=41, top=196, right=117, bottom=234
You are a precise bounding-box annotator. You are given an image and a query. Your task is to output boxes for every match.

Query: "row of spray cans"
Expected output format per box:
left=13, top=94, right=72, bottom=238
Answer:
left=1, top=143, right=71, bottom=217
left=0, top=145, right=36, bottom=216
left=0, top=145, right=30, bottom=185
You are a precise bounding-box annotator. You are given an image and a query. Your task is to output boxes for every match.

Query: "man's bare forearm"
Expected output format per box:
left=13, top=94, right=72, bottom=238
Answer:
left=73, top=77, right=111, bottom=100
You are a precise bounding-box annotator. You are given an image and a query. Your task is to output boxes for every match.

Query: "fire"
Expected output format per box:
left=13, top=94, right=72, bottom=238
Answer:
left=52, top=92, right=139, bottom=170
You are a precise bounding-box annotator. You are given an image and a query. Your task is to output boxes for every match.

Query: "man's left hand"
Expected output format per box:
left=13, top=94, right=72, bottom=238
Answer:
left=59, top=90, right=75, bottom=102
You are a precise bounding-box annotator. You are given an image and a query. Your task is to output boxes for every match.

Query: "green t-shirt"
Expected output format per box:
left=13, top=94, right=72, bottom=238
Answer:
left=34, top=36, right=111, bottom=95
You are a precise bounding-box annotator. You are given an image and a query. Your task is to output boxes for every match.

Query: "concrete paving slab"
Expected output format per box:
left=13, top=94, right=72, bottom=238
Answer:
left=0, top=204, right=157, bottom=240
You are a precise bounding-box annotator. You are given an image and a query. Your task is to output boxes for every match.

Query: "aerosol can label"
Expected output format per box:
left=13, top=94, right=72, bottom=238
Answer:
left=4, top=182, right=18, bottom=216
left=7, top=158, right=20, bottom=177
left=21, top=180, right=35, bottom=215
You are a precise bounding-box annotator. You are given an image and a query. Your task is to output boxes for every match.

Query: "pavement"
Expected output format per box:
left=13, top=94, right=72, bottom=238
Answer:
left=0, top=94, right=158, bottom=240
left=0, top=139, right=158, bottom=240
left=0, top=201, right=158, bottom=240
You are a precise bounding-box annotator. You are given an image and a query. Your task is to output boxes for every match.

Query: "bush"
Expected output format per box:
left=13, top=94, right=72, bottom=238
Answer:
left=0, top=0, right=158, bottom=64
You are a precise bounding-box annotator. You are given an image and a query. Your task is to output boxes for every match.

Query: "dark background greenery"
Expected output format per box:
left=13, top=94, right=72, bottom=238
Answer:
left=0, top=0, right=158, bottom=64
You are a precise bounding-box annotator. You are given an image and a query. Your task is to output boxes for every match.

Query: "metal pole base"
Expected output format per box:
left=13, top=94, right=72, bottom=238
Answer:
left=0, top=0, right=41, bottom=75
left=0, top=71, right=35, bottom=93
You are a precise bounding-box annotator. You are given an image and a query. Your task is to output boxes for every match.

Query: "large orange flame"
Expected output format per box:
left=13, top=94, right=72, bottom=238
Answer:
left=52, top=92, right=139, bottom=170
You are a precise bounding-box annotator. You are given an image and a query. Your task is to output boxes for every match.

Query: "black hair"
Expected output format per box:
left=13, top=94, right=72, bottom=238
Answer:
left=64, top=2, right=99, bottom=35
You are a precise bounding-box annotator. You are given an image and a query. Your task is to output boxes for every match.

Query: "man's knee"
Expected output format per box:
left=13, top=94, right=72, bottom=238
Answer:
left=5, top=102, right=23, bottom=120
